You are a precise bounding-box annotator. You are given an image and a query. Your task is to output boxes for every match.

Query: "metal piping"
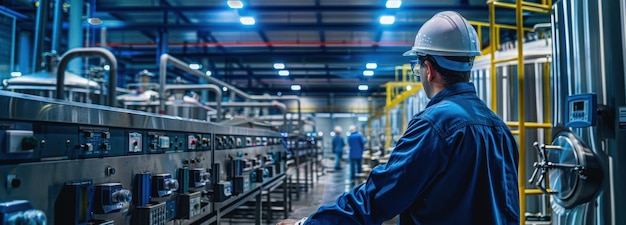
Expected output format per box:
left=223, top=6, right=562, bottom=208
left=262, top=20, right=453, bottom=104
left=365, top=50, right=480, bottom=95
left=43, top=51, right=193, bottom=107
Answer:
left=206, top=101, right=288, bottom=130
left=56, top=47, right=118, bottom=106
left=159, top=54, right=301, bottom=133
left=163, top=84, right=222, bottom=121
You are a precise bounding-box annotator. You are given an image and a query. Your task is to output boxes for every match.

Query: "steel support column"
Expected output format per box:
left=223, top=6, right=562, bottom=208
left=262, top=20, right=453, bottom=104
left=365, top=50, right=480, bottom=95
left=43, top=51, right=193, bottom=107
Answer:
left=32, top=0, right=50, bottom=73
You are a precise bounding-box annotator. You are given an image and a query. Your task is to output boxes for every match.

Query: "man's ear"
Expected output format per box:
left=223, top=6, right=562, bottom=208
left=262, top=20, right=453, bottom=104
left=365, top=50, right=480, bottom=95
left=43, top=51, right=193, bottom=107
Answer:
left=424, top=60, right=436, bottom=81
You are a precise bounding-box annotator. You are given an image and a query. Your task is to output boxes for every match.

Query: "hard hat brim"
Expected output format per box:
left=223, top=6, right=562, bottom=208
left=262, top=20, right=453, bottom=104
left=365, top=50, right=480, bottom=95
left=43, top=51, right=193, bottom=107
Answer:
left=402, top=50, right=417, bottom=56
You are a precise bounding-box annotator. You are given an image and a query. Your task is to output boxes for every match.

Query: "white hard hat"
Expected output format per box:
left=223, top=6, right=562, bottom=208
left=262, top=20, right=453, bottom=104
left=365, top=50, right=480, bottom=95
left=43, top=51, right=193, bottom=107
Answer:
left=403, top=11, right=481, bottom=58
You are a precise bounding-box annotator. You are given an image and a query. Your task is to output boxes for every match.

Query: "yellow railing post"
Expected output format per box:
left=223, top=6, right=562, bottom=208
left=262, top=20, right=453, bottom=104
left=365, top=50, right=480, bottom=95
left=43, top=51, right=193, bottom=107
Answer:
left=486, top=1, right=552, bottom=224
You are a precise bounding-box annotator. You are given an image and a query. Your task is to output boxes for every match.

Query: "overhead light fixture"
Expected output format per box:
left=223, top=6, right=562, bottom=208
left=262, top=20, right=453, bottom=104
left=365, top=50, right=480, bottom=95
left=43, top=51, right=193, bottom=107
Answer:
left=278, top=70, right=290, bottom=76
left=317, top=131, right=324, bottom=137
left=227, top=0, right=243, bottom=8
left=189, top=63, right=201, bottom=70
left=406, top=85, right=412, bottom=90
left=222, top=86, right=228, bottom=92
left=385, top=0, right=402, bottom=8
left=366, top=63, right=377, bottom=69
left=291, top=84, right=301, bottom=91
left=358, top=116, right=368, bottom=121
left=380, top=15, right=395, bottom=25
left=363, top=70, right=374, bottom=76
left=273, top=63, right=285, bottom=69
left=103, top=65, right=110, bottom=71
left=358, top=85, right=369, bottom=91
left=240, top=16, right=255, bottom=25
left=10, top=72, right=22, bottom=77
left=87, top=17, right=103, bottom=25
left=206, top=70, right=212, bottom=76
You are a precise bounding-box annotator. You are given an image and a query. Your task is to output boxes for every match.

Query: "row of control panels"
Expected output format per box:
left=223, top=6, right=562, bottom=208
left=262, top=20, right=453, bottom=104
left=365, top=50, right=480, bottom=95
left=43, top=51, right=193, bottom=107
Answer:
left=0, top=120, right=285, bottom=163
left=0, top=118, right=287, bottom=225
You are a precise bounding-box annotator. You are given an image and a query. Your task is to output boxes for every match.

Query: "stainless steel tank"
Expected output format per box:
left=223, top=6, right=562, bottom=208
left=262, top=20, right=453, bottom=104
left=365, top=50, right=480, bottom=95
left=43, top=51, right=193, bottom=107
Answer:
left=3, top=53, right=102, bottom=103
left=543, top=0, right=625, bottom=224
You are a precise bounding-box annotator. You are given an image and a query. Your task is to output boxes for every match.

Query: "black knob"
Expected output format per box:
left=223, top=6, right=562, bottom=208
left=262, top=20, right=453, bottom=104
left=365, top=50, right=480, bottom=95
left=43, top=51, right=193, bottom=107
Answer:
left=21, top=136, right=38, bottom=150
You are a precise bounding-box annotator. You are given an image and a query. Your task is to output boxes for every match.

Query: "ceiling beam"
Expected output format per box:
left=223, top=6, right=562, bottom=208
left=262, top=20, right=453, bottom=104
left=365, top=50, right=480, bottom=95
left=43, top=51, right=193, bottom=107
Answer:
left=94, top=5, right=487, bottom=13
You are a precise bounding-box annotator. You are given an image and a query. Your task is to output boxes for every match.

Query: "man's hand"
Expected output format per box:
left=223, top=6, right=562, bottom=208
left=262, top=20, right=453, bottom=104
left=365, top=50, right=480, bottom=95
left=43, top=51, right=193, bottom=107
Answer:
left=275, top=219, right=299, bottom=225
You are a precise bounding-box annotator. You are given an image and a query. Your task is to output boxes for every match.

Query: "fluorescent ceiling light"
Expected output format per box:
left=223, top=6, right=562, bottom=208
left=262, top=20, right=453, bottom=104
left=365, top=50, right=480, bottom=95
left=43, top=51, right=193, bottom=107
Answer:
left=278, top=70, right=290, bottom=76
left=10, top=72, right=22, bottom=77
left=273, top=63, right=285, bottom=69
left=363, top=70, right=374, bottom=76
left=206, top=70, right=212, bottom=76
left=386, top=0, right=402, bottom=8
left=240, top=16, right=255, bottom=25
left=366, top=63, right=377, bottom=69
left=380, top=15, right=395, bottom=25
left=189, top=63, right=201, bottom=69
left=358, top=116, right=368, bottom=121
left=87, top=17, right=103, bottom=25
left=291, top=84, right=301, bottom=91
left=227, top=0, right=243, bottom=8
left=222, top=86, right=228, bottom=92
left=358, top=85, right=369, bottom=91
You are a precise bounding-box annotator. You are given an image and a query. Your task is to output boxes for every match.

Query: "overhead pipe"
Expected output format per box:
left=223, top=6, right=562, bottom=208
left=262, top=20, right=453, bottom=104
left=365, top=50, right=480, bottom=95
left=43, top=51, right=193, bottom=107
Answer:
left=106, top=41, right=413, bottom=48
left=205, top=100, right=288, bottom=130
left=163, top=84, right=222, bottom=121
left=56, top=47, right=118, bottom=106
left=159, top=54, right=302, bottom=133
left=0, top=6, right=28, bottom=20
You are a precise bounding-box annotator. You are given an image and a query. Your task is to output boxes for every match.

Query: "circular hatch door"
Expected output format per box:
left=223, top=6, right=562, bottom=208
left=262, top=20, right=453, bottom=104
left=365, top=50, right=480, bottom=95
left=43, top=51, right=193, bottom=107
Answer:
left=547, top=130, right=604, bottom=209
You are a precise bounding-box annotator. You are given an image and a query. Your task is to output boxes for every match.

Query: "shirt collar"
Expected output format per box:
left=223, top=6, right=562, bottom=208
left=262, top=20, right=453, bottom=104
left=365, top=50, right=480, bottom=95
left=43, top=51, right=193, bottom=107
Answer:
left=426, top=82, right=477, bottom=108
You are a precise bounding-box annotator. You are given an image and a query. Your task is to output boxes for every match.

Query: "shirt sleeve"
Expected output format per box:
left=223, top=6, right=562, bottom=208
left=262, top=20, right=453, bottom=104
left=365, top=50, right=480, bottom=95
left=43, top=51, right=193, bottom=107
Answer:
left=303, top=118, right=450, bottom=225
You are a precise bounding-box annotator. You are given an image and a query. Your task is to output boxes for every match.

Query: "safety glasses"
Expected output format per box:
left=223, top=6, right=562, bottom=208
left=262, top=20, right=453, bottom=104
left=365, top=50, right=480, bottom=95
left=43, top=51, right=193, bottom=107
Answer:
left=409, top=59, right=422, bottom=82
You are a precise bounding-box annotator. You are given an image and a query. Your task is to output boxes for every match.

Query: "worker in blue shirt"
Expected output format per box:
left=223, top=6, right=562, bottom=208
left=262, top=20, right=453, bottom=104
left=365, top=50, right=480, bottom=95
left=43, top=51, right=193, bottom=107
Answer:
left=277, top=11, right=519, bottom=225
left=332, top=126, right=346, bottom=170
left=347, top=125, right=366, bottom=179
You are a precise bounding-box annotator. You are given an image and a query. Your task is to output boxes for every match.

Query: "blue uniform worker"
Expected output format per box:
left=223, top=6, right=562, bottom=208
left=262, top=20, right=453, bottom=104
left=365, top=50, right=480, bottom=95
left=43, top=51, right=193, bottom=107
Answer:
left=332, top=126, right=346, bottom=169
left=347, top=126, right=366, bottom=179
left=278, top=11, right=519, bottom=225
left=302, top=83, right=519, bottom=225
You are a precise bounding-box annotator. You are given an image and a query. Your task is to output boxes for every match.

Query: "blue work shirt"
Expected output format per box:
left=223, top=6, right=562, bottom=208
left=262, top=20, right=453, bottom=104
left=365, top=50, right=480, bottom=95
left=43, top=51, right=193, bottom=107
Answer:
left=333, top=135, right=346, bottom=154
left=303, top=82, right=519, bottom=225
left=348, top=132, right=366, bottom=159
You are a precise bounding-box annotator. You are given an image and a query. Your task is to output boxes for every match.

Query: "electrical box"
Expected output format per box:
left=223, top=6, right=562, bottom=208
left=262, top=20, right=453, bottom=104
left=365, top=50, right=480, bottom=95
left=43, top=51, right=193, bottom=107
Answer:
left=566, top=93, right=597, bottom=128
left=178, top=191, right=202, bottom=219
left=134, top=202, right=167, bottom=225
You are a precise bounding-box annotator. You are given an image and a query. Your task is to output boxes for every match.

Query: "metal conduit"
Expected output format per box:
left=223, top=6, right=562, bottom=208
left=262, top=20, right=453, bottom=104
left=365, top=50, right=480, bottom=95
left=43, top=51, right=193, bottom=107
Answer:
left=205, top=101, right=288, bottom=131
left=56, top=47, right=118, bottom=106
left=159, top=54, right=302, bottom=133
left=163, top=84, right=222, bottom=121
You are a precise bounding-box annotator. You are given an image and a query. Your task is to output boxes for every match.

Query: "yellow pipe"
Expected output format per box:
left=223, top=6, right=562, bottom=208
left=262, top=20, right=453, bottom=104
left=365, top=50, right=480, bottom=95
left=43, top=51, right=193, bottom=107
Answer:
left=525, top=189, right=552, bottom=194
left=505, top=122, right=552, bottom=128
left=476, top=25, right=483, bottom=50
left=515, top=0, right=527, bottom=224
left=489, top=1, right=497, bottom=112
left=522, top=1, right=552, bottom=10
left=385, top=84, right=392, bottom=151
left=470, top=21, right=533, bottom=31
left=543, top=61, right=552, bottom=140
left=511, top=130, right=520, bottom=135
left=492, top=1, right=550, bottom=13
left=494, top=57, right=520, bottom=64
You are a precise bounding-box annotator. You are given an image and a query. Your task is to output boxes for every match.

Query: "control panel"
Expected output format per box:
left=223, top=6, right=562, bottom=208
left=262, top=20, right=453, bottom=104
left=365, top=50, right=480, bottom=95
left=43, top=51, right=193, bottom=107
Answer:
left=566, top=93, right=597, bottom=128
left=0, top=200, right=46, bottom=225
left=77, top=127, right=111, bottom=158
left=94, top=183, right=132, bottom=214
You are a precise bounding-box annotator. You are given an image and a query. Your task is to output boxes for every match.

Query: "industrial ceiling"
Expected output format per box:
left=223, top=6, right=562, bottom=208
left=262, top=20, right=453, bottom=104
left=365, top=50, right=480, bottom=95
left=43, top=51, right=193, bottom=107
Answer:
left=3, top=0, right=551, bottom=98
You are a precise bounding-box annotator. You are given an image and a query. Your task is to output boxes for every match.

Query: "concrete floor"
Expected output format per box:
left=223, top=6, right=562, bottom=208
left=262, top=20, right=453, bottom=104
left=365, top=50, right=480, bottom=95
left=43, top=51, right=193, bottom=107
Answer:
left=220, top=157, right=397, bottom=225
